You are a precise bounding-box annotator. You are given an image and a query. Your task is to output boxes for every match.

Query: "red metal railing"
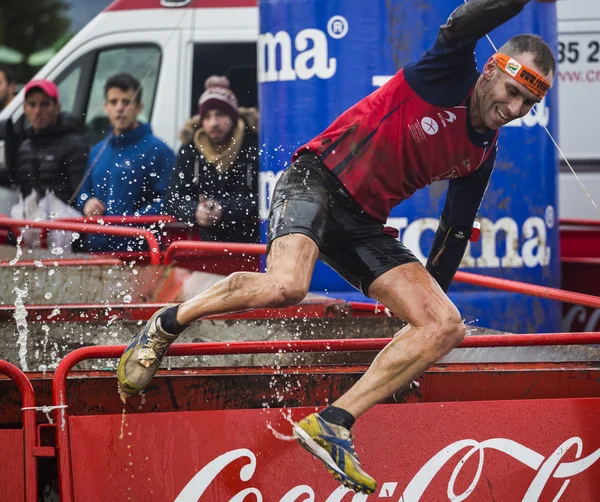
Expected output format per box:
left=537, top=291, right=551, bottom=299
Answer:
left=38, top=215, right=177, bottom=246
left=0, top=360, right=38, bottom=502
left=560, top=218, right=600, bottom=227
left=0, top=258, right=123, bottom=267
left=54, top=215, right=176, bottom=225
left=163, top=241, right=600, bottom=309
left=52, top=334, right=600, bottom=501
left=0, top=218, right=161, bottom=265
left=163, top=240, right=265, bottom=265
left=453, top=271, right=600, bottom=308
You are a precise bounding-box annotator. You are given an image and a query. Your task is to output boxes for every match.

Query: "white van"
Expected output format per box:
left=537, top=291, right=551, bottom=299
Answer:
left=557, top=0, right=600, bottom=218
left=0, top=0, right=598, bottom=217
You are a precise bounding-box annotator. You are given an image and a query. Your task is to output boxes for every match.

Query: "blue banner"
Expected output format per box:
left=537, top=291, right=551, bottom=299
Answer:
left=259, top=0, right=559, bottom=332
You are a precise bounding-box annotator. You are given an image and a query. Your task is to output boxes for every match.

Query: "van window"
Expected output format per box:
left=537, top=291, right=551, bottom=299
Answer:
left=56, top=65, right=82, bottom=115
left=192, top=43, right=257, bottom=117
left=85, top=45, right=161, bottom=143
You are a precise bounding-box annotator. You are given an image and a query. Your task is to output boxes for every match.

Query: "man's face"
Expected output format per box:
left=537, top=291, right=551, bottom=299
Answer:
left=480, top=52, right=553, bottom=130
left=24, top=91, right=60, bottom=131
left=104, top=87, right=142, bottom=134
left=0, top=71, right=15, bottom=107
left=202, top=109, right=234, bottom=145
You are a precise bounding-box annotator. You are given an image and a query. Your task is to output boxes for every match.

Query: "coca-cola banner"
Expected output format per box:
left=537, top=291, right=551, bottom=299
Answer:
left=69, top=399, right=600, bottom=501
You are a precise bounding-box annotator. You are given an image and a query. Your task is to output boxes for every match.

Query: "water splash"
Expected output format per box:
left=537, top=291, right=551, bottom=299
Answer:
left=13, top=286, right=29, bottom=371
left=119, top=408, right=127, bottom=440
left=9, top=235, right=24, bottom=266
left=463, top=318, right=480, bottom=336
left=266, top=411, right=298, bottom=442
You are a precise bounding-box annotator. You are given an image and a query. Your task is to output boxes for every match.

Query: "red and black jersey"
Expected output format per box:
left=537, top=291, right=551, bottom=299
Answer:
left=298, top=69, right=498, bottom=222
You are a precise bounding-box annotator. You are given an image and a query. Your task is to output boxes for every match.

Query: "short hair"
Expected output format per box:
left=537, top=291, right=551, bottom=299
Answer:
left=104, top=72, right=142, bottom=104
left=498, top=34, right=556, bottom=77
left=0, top=65, right=16, bottom=85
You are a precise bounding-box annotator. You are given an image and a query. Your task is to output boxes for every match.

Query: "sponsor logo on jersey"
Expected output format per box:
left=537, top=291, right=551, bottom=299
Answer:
left=421, top=117, right=439, bottom=135
left=409, top=120, right=427, bottom=144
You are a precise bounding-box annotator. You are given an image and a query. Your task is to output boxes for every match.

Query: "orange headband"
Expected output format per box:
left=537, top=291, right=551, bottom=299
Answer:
left=494, top=53, right=551, bottom=99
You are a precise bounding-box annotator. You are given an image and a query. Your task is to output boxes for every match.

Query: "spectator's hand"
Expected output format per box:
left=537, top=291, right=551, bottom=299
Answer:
left=196, top=195, right=222, bottom=227
left=83, top=197, right=106, bottom=217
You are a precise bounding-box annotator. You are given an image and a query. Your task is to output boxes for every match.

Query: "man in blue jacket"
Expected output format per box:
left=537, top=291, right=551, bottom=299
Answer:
left=77, top=73, right=174, bottom=251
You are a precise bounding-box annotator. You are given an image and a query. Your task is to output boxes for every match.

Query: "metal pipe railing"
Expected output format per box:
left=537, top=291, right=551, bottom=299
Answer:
left=52, top=333, right=600, bottom=501
left=54, top=215, right=176, bottom=225
left=560, top=218, right=600, bottom=227
left=454, top=271, right=600, bottom=309
left=162, top=241, right=600, bottom=309
left=0, top=258, right=123, bottom=267
left=163, top=240, right=265, bottom=265
left=37, top=216, right=176, bottom=249
left=0, top=360, right=38, bottom=502
left=0, top=218, right=161, bottom=265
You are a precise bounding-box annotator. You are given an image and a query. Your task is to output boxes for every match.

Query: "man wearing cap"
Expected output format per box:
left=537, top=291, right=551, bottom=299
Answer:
left=14, top=79, right=87, bottom=211
left=165, top=75, right=259, bottom=243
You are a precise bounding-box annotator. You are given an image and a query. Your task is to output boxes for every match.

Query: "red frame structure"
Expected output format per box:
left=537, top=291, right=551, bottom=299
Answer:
left=0, top=217, right=161, bottom=265
left=52, top=333, right=600, bottom=502
left=0, top=361, right=38, bottom=502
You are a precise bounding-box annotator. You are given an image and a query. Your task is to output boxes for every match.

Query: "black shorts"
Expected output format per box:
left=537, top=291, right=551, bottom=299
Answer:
left=268, top=153, right=419, bottom=296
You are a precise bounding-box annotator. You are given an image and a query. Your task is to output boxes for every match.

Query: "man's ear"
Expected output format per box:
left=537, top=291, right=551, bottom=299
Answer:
left=482, top=55, right=498, bottom=81
left=57, top=102, right=62, bottom=113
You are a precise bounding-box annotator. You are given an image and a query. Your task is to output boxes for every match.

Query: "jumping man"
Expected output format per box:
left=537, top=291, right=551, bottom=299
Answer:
left=118, top=0, right=555, bottom=494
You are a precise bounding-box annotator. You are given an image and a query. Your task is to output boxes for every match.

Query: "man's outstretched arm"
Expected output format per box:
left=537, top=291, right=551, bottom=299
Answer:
left=426, top=147, right=497, bottom=293
left=440, top=0, right=530, bottom=44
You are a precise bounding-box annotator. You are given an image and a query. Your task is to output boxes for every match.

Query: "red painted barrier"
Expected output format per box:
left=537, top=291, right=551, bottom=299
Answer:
left=68, top=400, right=600, bottom=501
left=52, top=335, right=600, bottom=501
left=0, top=361, right=38, bottom=502
left=0, top=217, right=161, bottom=265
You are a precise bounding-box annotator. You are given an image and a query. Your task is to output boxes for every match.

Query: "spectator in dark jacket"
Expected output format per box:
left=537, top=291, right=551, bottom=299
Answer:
left=166, top=75, right=259, bottom=243
left=76, top=73, right=174, bottom=251
left=0, top=65, right=16, bottom=112
left=15, top=79, right=87, bottom=207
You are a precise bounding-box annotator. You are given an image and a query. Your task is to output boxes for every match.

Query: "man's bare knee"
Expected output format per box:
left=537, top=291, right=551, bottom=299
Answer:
left=429, top=308, right=466, bottom=355
left=445, top=320, right=466, bottom=347
left=264, top=275, right=309, bottom=308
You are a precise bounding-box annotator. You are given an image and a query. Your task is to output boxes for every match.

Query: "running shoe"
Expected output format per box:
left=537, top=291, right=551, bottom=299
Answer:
left=117, top=307, right=179, bottom=396
left=294, top=412, right=377, bottom=494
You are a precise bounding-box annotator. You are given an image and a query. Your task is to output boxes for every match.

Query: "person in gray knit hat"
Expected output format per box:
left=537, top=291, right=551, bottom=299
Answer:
left=165, top=75, right=259, bottom=242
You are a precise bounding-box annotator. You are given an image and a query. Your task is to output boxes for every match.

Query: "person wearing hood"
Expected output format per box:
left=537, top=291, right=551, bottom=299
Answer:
left=77, top=73, right=175, bottom=251
left=165, top=75, right=259, bottom=243
left=15, top=79, right=88, bottom=207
